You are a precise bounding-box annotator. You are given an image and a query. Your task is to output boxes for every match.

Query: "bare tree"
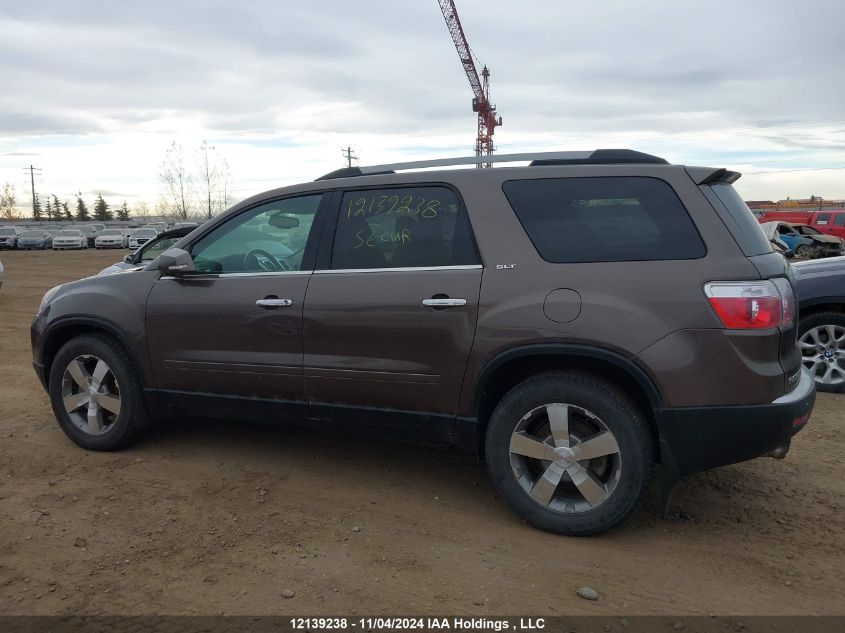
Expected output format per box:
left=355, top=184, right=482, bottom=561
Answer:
left=196, top=141, right=232, bottom=219
left=0, top=182, right=16, bottom=220
left=159, top=141, right=193, bottom=220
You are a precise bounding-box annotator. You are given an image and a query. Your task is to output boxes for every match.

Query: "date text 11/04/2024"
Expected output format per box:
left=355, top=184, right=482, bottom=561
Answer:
left=289, top=618, right=548, bottom=631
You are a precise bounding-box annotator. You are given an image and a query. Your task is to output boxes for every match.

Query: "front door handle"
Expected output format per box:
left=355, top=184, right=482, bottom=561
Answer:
left=421, top=298, right=467, bottom=307
left=256, top=297, right=293, bottom=309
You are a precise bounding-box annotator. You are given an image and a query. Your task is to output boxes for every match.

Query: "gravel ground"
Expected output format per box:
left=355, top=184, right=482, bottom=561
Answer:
left=0, top=249, right=843, bottom=616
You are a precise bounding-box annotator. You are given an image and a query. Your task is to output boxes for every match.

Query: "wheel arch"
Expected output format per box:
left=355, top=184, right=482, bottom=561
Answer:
left=41, top=316, right=149, bottom=387
left=798, top=299, right=845, bottom=321
left=468, top=344, right=663, bottom=457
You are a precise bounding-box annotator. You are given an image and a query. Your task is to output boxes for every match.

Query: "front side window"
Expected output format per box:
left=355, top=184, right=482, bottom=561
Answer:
left=330, top=186, right=479, bottom=269
left=190, top=195, right=321, bottom=273
left=141, top=237, right=180, bottom=262
left=834, top=214, right=845, bottom=226
left=503, top=177, right=706, bottom=263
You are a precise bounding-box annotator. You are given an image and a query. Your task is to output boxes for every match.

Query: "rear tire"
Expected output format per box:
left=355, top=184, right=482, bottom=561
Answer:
left=48, top=334, right=151, bottom=450
left=485, top=371, right=653, bottom=535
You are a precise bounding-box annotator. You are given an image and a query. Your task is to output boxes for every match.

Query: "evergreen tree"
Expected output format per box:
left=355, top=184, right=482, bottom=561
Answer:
left=33, top=194, right=43, bottom=221
left=75, top=194, right=90, bottom=221
left=93, top=194, right=112, bottom=221
left=63, top=202, right=72, bottom=221
left=116, top=200, right=130, bottom=221
left=52, top=194, right=61, bottom=218
left=45, top=198, right=53, bottom=221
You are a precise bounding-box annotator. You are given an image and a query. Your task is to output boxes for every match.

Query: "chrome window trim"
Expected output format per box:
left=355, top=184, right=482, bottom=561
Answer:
left=315, top=264, right=483, bottom=275
left=160, top=270, right=313, bottom=281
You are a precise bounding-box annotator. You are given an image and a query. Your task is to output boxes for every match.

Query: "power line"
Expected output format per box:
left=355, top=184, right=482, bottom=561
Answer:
left=22, top=165, right=42, bottom=220
left=342, top=146, right=358, bottom=168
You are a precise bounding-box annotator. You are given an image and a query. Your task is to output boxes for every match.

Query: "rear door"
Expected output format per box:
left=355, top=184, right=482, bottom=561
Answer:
left=302, top=184, right=482, bottom=418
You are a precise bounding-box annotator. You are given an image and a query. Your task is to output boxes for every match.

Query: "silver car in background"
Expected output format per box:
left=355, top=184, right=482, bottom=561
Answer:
left=0, top=226, right=20, bottom=249
left=52, top=229, right=87, bottom=250
left=128, top=228, right=157, bottom=249
left=94, top=229, right=128, bottom=249
left=18, top=229, right=51, bottom=250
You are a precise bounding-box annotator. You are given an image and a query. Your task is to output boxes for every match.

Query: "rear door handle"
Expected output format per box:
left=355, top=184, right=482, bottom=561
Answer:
left=421, top=298, right=467, bottom=307
left=256, top=297, right=293, bottom=309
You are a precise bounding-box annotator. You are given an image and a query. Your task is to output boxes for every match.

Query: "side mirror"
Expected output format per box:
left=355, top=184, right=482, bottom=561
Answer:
left=156, top=248, right=196, bottom=276
left=124, top=254, right=133, bottom=263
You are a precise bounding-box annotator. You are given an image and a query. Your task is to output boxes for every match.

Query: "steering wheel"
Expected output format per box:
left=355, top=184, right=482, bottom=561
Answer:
left=243, top=248, right=287, bottom=272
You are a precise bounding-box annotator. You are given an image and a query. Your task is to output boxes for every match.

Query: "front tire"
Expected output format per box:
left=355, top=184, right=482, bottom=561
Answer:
left=48, top=334, right=150, bottom=450
left=485, top=371, right=653, bottom=535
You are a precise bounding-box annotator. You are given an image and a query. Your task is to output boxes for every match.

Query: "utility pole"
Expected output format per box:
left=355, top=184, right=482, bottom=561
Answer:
left=342, top=146, right=357, bottom=168
left=23, top=165, right=42, bottom=220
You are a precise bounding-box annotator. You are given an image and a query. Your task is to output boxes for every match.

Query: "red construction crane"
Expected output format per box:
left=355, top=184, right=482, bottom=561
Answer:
left=437, top=0, right=502, bottom=166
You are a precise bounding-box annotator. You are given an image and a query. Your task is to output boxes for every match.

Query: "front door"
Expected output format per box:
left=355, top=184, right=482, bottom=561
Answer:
left=303, top=185, right=483, bottom=416
left=146, top=193, right=326, bottom=404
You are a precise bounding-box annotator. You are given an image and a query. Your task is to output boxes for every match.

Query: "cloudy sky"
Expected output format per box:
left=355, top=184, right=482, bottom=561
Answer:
left=1, top=0, right=843, bottom=215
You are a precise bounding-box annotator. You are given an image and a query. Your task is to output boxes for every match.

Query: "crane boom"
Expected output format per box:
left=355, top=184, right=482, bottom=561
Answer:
left=437, top=0, right=502, bottom=166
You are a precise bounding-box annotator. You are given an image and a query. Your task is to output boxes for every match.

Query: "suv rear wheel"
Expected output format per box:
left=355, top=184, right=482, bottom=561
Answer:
left=48, top=334, right=150, bottom=450
left=485, top=371, right=653, bottom=535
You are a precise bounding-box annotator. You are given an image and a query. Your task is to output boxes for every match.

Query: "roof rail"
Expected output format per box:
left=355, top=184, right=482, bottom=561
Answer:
left=315, top=149, right=668, bottom=180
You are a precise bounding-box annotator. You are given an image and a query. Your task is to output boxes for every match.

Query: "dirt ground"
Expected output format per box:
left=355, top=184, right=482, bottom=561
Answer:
left=0, top=249, right=843, bottom=616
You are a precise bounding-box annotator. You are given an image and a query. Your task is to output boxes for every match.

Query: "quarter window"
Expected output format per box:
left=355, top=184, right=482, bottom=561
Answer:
left=190, top=195, right=322, bottom=273
left=331, top=186, right=479, bottom=269
left=503, top=177, right=706, bottom=263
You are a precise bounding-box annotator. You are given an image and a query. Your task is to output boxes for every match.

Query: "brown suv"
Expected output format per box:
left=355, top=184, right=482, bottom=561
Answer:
left=31, top=149, right=815, bottom=535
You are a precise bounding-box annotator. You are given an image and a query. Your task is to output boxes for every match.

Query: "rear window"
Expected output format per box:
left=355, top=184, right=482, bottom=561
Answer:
left=705, top=182, right=773, bottom=257
left=502, top=177, right=705, bottom=263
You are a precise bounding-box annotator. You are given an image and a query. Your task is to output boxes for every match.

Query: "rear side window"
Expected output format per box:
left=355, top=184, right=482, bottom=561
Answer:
left=502, top=177, right=705, bottom=263
left=816, top=214, right=831, bottom=225
left=705, top=182, right=773, bottom=257
left=331, top=186, right=479, bottom=269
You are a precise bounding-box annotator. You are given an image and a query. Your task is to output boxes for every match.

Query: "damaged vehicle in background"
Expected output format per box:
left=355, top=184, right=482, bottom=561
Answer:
left=761, top=221, right=843, bottom=259
left=790, top=223, right=845, bottom=258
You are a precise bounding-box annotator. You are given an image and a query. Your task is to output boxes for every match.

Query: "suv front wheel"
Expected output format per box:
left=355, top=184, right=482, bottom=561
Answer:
left=485, top=371, right=653, bottom=535
left=48, top=334, right=150, bottom=450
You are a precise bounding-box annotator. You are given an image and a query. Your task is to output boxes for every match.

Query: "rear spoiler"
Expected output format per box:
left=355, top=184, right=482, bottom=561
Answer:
left=685, top=166, right=741, bottom=185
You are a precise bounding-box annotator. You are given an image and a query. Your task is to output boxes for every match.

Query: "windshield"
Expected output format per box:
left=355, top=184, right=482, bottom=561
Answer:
left=0, top=228, right=15, bottom=235
left=796, top=225, right=821, bottom=235
left=132, top=229, right=157, bottom=238
left=22, top=230, right=43, bottom=237
left=59, top=230, right=81, bottom=236
left=99, top=229, right=121, bottom=235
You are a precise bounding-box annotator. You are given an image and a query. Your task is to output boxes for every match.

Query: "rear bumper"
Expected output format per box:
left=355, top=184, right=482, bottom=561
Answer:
left=657, top=368, right=815, bottom=478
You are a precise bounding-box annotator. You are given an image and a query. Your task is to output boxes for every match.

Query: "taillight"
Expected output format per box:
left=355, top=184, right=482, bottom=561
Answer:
left=704, top=279, right=794, bottom=329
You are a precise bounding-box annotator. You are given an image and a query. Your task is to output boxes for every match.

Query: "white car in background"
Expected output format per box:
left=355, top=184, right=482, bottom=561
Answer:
left=52, top=229, right=87, bottom=250
left=128, top=228, right=158, bottom=249
left=94, top=229, right=128, bottom=248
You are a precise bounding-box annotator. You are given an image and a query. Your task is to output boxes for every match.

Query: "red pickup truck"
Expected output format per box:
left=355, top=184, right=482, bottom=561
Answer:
left=758, top=210, right=845, bottom=239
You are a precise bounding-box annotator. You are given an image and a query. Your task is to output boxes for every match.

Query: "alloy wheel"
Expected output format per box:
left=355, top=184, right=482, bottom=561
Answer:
left=61, top=354, right=122, bottom=435
left=508, top=403, right=622, bottom=514
left=800, top=325, right=845, bottom=387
